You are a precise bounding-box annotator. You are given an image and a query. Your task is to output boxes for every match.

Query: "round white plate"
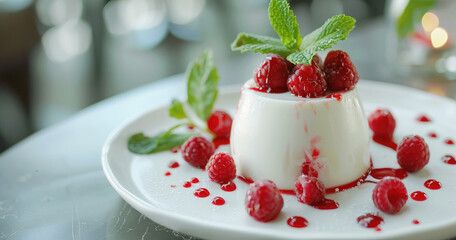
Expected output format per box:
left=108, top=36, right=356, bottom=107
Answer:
left=102, top=80, right=456, bottom=240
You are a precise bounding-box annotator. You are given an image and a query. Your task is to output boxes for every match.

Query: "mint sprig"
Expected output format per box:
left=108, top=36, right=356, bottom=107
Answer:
left=287, top=15, right=355, bottom=65
left=128, top=50, right=220, bottom=155
left=231, top=33, right=294, bottom=58
left=187, top=49, right=219, bottom=121
left=231, top=0, right=355, bottom=65
left=269, top=0, right=301, bottom=50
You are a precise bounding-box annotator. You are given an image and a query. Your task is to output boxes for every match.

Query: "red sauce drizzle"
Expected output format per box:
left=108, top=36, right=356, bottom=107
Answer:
left=357, top=214, right=384, bottom=228
left=190, top=177, right=199, bottom=183
left=312, top=198, right=339, bottom=210
left=279, top=189, right=295, bottom=195
left=326, top=94, right=342, bottom=101
left=211, top=197, right=225, bottom=205
left=221, top=181, right=237, bottom=192
left=187, top=125, right=195, bottom=130
left=171, top=147, right=179, bottom=153
left=372, top=136, right=397, bottom=151
left=444, top=139, right=454, bottom=145
left=326, top=160, right=372, bottom=194
left=417, top=115, right=432, bottom=122
left=424, top=179, right=441, bottom=190
left=194, top=188, right=210, bottom=198
left=183, top=181, right=192, bottom=188
left=164, top=171, right=171, bottom=176
left=411, top=191, right=427, bottom=201
left=170, top=185, right=176, bottom=188
left=249, top=87, right=288, bottom=93
left=168, top=161, right=180, bottom=168
left=413, top=219, right=420, bottom=225
left=287, top=216, right=308, bottom=228
left=428, top=132, right=438, bottom=138
left=237, top=176, right=254, bottom=184
left=442, top=155, right=456, bottom=165
left=212, top=137, right=230, bottom=149
left=370, top=168, right=408, bottom=180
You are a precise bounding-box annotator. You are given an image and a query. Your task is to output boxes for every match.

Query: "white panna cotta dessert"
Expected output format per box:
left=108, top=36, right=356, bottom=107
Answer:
left=231, top=79, right=370, bottom=190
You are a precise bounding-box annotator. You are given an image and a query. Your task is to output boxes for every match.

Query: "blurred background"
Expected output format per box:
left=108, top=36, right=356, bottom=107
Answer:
left=1, top=0, right=456, bottom=152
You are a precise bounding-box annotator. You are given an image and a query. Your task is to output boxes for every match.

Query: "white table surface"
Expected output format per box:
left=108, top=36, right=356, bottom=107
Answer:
left=0, top=74, right=203, bottom=240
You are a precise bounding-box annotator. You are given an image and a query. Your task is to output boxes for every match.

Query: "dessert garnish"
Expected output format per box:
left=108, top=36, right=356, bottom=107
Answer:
left=245, top=180, right=284, bottom=222
left=206, top=152, right=236, bottom=184
left=294, top=175, right=325, bottom=205
left=372, top=177, right=408, bottom=214
left=181, top=136, right=215, bottom=169
left=397, top=135, right=430, bottom=172
left=127, top=50, right=231, bottom=154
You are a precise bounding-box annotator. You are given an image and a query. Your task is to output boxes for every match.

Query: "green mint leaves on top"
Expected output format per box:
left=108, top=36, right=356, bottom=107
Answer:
left=186, top=49, right=219, bottom=121
left=231, top=33, right=294, bottom=58
left=396, top=0, right=436, bottom=38
left=287, top=15, right=355, bottom=65
left=269, top=0, right=301, bottom=50
left=231, top=0, right=355, bottom=65
left=128, top=50, right=219, bottom=155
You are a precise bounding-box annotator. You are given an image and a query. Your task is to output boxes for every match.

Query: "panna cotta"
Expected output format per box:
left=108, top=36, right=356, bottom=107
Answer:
left=231, top=79, right=370, bottom=190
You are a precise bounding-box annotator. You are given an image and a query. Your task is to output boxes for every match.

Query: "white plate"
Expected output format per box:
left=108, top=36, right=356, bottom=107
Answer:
left=102, top=80, right=456, bottom=240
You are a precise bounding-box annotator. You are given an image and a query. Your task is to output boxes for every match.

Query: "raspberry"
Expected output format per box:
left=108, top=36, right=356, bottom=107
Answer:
left=287, top=62, right=327, bottom=98
left=368, top=109, right=396, bottom=139
left=207, top=111, right=232, bottom=138
left=372, top=177, right=408, bottom=214
left=324, top=50, right=359, bottom=91
left=181, top=136, right=215, bottom=169
left=206, top=152, right=236, bottom=184
left=294, top=175, right=325, bottom=205
left=397, top=135, right=430, bottom=172
left=245, top=180, right=283, bottom=222
left=253, top=54, right=289, bottom=93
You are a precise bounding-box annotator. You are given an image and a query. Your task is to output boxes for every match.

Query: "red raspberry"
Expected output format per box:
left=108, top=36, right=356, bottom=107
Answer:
left=287, top=62, right=327, bottom=98
left=397, top=135, right=430, bottom=172
left=253, top=54, right=289, bottom=93
left=372, top=177, right=408, bottom=214
left=294, top=175, right=325, bottom=205
left=245, top=180, right=283, bottom=222
left=324, top=50, right=359, bottom=91
left=207, top=111, right=232, bottom=138
left=368, top=109, right=396, bottom=139
left=206, top=152, right=236, bottom=184
left=181, top=136, right=215, bottom=169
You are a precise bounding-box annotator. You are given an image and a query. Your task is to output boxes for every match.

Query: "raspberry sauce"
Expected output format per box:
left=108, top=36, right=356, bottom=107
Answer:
left=287, top=216, right=308, bottom=228
left=370, top=168, right=408, bottom=180
left=357, top=214, right=384, bottom=228
left=237, top=176, right=254, bottom=184
left=168, top=161, right=180, bottom=168
left=372, top=136, right=397, bottom=151
left=417, top=115, right=431, bottom=122
left=221, top=181, right=237, bottom=192
left=212, top=197, right=225, bottom=205
left=249, top=87, right=288, bottom=94
left=194, top=188, right=210, bottom=198
left=279, top=190, right=295, bottom=195
left=171, top=147, right=179, bottom=153
left=183, top=181, right=192, bottom=188
left=165, top=171, right=171, bottom=176
left=444, top=139, right=454, bottom=145
left=212, top=137, right=230, bottom=149
left=428, top=132, right=438, bottom=138
left=411, top=191, right=427, bottom=201
left=424, top=179, right=441, bottom=190
left=326, top=94, right=342, bottom=101
left=442, top=155, right=456, bottom=165
left=190, top=177, right=199, bottom=183
left=312, top=198, right=339, bottom=210
left=413, top=219, right=420, bottom=225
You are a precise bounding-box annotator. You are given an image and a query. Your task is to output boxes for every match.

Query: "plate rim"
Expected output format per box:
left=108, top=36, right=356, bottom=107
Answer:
left=101, top=79, right=456, bottom=240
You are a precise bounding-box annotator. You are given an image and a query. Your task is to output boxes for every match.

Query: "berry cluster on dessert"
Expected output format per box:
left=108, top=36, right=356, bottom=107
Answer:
left=254, top=50, right=359, bottom=98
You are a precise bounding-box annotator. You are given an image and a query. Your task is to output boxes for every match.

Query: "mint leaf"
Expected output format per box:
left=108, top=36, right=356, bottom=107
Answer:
left=128, top=125, right=193, bottom=154
left=397, top=0, right=436, bottom=38
left=169, top=99, right=187, bottom=119
left=287, top=14, right=355, bottom=65
left=269, top=0, right=301, bottom=50
left=187, top=49, right=219, bottom=121
left=231, top=33, right=294, bottom=58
